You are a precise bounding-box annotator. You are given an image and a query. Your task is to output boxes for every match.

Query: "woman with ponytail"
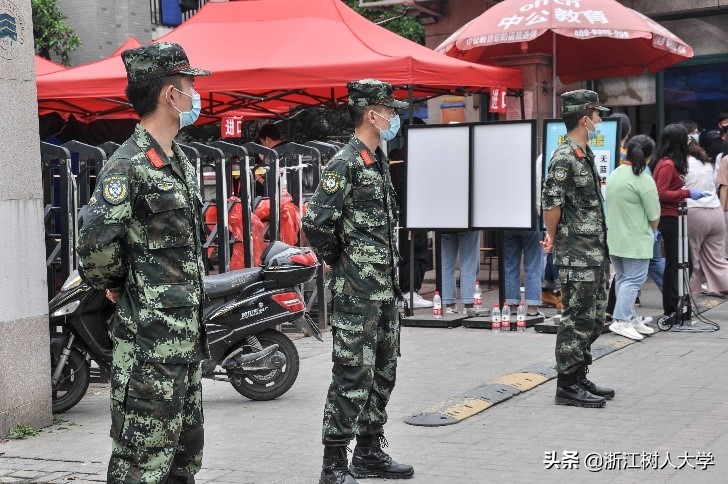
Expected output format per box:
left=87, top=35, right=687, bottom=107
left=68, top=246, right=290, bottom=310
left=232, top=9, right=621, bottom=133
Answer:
left=653, top=124, right=710, bottom=323
left=606, top=135, right=661, bottom=340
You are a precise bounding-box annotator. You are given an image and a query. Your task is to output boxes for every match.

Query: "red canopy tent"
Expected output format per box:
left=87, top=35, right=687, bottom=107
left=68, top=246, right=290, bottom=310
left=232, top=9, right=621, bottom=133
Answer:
left=35, top=56, right=66, bottom=76
left=37, top=0, right=522, bottom=123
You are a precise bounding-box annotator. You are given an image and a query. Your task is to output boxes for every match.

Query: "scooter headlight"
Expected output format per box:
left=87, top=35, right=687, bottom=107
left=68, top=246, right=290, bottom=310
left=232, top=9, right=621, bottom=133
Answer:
left=61, top=271, right=82, bottom=292
left=51, top=299, right=81, bottom=317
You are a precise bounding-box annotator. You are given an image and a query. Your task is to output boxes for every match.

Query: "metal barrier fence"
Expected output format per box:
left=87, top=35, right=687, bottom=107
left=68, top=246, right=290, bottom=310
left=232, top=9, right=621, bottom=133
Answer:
left=40, top=139, right=329, bottom=326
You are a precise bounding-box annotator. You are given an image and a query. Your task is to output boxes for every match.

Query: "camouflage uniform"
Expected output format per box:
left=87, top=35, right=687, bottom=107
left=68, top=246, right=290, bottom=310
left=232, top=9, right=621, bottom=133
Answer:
left=77, top=43, right=210, bottom=483
left=302, top=80, right=406, bottom=447
left=542, top=91, right=609, bottom=376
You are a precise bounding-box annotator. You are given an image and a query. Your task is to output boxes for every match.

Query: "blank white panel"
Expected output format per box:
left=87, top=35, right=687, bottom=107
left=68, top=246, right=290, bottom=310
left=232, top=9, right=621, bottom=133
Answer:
left=405, top=126, right=470, bottom=229
left=472, top=123, right=534, bottom=228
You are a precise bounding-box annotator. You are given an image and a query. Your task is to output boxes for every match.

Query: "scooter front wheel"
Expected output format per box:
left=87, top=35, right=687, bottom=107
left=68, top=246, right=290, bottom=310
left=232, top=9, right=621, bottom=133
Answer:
left=226, top=329, right=300, bottom=401
left=51, top=348, right=90, bottom=414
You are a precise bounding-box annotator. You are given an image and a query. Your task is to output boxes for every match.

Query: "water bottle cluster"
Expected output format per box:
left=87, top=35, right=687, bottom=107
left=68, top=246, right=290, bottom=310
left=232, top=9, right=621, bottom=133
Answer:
left=492, top=301, right=527, bottom=332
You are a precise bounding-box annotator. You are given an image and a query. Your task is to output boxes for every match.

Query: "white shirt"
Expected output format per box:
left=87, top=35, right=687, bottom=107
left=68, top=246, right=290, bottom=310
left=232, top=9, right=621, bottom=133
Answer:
left=686, top=156, right=720, bottom=208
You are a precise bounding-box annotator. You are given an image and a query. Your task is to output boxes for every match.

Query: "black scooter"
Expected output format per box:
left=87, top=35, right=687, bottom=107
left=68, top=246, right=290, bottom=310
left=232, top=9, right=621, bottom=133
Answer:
left=49, top=242, right=321, bottom=414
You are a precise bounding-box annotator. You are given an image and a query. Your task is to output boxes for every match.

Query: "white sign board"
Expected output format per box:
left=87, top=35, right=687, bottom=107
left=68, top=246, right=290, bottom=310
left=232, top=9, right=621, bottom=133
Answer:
left=472, top=122, right=536, bottom=229
left=404, top=125, right=470, bottom=229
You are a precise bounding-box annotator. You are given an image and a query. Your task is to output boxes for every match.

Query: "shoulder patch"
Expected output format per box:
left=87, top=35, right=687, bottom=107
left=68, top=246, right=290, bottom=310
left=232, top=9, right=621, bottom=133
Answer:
left=102, top=174, right=129, bottom=205
left=321, top=171, right=344, bottom=194
left=554, top=168, right=567, bottom=181
left=146, top=149, right=165, bottom=169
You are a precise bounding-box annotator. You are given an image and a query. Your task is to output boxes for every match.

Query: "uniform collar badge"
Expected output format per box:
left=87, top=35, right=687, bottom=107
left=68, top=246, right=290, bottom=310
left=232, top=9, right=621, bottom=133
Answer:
left=146, top=148, right=166, bottom=169
left=360, top=150, right=374, bottom=166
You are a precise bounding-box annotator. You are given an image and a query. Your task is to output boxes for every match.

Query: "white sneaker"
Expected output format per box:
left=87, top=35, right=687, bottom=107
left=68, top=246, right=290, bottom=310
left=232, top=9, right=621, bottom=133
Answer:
left=402, top=292, right=433, bottom=309
left=638, top=316, right=653, bottom=325
left=412, top=292, right=433, bottom=308
left=631, top=318, right=655, bottom=335
left=609, top=321, right=644, bottom=341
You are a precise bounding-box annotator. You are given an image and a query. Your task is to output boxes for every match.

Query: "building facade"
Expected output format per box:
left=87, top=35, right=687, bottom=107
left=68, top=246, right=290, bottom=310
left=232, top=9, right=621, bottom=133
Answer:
left=418, top=0, right=728, bottom=138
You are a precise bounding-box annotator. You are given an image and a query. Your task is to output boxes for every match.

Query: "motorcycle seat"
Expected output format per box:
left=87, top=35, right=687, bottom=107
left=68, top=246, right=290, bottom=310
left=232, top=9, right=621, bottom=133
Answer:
left=204, top=268, right=263, bottom=299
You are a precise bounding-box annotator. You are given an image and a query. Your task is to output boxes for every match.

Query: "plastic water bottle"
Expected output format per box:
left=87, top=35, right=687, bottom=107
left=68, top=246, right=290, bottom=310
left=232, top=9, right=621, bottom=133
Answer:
left=491, top=304, right=501, bottom=333
left=473, top=282, right=482, bottom=309
left=433, top=291, right=442, bottom=319
left=517, top=302, right=526, bottom=332
left=502, top=303, right=511, bottom=332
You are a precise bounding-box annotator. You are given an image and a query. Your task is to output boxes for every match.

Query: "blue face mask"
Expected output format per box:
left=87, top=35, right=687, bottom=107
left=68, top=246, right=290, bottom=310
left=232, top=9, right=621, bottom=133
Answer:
left=586, top=117, right=601, bottom=142
left=172, top=87, right=201, bottom=129
left=372, top=111, right=401, bottom=141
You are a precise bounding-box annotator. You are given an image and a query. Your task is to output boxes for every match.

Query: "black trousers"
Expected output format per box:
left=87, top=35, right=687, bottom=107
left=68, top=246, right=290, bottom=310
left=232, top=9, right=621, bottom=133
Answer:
left=658, top=216, right=692, bottom=318
left=398, top=230, right=429, bottom=294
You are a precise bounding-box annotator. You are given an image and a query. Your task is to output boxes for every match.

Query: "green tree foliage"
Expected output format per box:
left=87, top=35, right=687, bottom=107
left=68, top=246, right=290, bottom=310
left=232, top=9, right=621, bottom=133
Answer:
left=345, top=1, right=425, bottom=44
left=31, top=0, right=81, bottom=66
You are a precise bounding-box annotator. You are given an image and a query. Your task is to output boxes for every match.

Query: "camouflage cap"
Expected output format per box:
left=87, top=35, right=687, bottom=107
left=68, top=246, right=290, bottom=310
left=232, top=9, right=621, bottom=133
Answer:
left=561, top=89, right=609, bottom=114
left=121, top=42, right=211, bottom=83
left=347, top=79, right=408, bottom=109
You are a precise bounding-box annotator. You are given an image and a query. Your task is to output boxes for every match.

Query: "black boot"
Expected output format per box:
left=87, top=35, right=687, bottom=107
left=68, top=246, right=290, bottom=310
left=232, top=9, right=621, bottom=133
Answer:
left=555, top=372, right=606, bottom=408
left=320, top=446, right=358, bottom=484
left=576, top=365, right=615, bottom=400
left=349, top=435, right=414, bottom=480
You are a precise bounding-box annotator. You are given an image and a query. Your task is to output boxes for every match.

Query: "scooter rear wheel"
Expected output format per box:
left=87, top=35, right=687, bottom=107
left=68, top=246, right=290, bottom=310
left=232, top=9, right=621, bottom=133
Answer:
left=51, top=348, right=90, bottom=414
left=226, top=329, right=300, bottom=401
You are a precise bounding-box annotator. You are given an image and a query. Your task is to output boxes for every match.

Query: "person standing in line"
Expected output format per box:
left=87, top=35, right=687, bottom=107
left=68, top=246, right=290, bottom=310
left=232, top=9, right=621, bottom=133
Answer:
left=302, top=79, right=414, bottom=484
left=440, top=230, right=481, bottom=314
left=504, top=152, right=543, bottom=317
left=651, top=124, right=708, bottom=323
left=77, top=43, right=210, bottom=482
left=604, top=113, right=664, bottom=322
left=542, top=90, right=614, bottom=409
left=389, top=148, right=432, bottom=309
left=606, top=135, right=661, bottom=341
left=681, top=123, right=728, bottom=299
left=717, top=136, right=728, bottom=258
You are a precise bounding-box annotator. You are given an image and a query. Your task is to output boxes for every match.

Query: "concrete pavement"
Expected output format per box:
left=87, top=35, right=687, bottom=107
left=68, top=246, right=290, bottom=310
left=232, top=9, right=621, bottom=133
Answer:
left=1, top=281, right=726, bottom=483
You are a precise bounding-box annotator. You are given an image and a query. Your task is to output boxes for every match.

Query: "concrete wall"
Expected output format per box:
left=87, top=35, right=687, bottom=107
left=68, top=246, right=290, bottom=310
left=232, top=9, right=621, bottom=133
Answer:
left=0, top=0, right=52, bottom=439
left=55, top=0, right=158, bottom=65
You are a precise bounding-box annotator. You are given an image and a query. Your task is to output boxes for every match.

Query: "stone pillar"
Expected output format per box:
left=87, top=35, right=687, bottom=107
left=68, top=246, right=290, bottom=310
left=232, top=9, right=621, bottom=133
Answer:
left=491, top=54, right=557, bottom=148
left=0, top=0, right=53, bottom=439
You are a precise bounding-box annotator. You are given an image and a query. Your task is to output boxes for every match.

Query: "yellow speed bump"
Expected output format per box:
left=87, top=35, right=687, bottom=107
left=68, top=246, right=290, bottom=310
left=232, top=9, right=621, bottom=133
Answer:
left=443, top=398, right=491, bottom=420
left=490, top=372, right=548, bottom=392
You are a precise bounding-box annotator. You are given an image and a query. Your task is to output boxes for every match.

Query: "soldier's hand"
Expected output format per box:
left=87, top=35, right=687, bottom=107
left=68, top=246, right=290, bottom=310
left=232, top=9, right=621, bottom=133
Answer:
left=541, top=233, right=553, bottom=253
left=105, top=289, right=120, bottom=304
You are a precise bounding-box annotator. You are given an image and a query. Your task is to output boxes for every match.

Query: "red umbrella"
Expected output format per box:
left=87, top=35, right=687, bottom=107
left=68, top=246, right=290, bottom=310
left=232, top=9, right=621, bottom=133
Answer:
left=436, top=0, right=693, bottom=85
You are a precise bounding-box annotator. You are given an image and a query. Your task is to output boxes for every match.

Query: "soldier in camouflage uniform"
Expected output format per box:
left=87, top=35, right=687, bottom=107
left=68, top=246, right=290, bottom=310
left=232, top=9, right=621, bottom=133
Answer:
left=302, top=80, right=414, bottom=484
left=542, top=90, right=616, bottom=409
left=77, top=42, right=210, bottom=483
